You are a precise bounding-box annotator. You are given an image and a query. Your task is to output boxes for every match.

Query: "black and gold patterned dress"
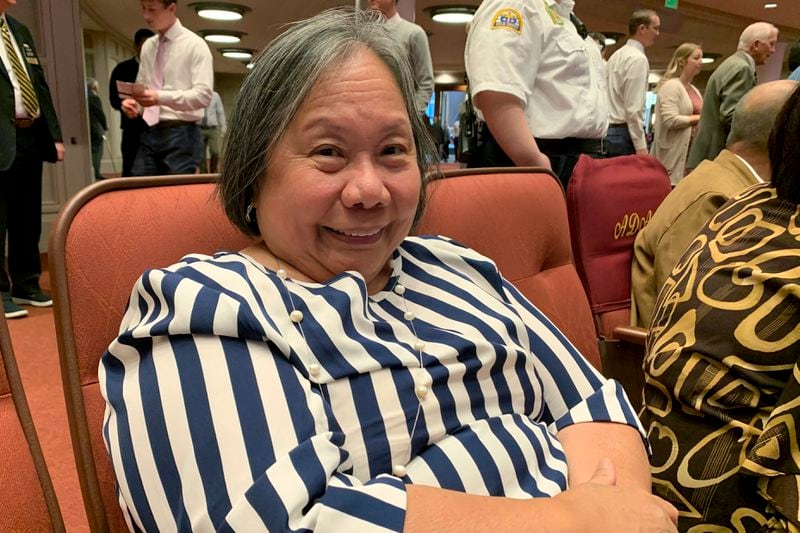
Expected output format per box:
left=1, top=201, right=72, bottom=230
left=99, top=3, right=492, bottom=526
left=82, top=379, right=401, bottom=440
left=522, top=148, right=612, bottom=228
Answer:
left=640, top=184, right=800, bottom=532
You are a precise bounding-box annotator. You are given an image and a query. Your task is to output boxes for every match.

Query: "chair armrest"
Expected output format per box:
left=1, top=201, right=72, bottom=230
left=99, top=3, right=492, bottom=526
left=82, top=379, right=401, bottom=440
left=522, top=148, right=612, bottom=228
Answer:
left=612, top=325, right=647, bottom=345
left=599, top=325, right=648, bottom=410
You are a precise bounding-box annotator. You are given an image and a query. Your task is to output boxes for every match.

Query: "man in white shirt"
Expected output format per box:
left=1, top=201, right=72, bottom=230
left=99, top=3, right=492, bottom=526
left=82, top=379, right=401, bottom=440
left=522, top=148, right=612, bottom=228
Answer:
left=631, top=80, right=797, bottom=328
left=465, top=0, right=608, bottom=188
left=605, top=9, right=660, bottom=157
left=369, top=0, right=434, bottom=114
left=122, top=0, right=213, bottom=175
left=200, top=90, right=226, bottom=173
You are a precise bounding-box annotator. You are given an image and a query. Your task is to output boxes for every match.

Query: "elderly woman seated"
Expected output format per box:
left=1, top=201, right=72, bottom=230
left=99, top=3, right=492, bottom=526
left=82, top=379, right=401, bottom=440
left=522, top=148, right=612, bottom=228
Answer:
left=100, top=8, right=676, bottom=532
left=640, top=82, right=800, bottom=531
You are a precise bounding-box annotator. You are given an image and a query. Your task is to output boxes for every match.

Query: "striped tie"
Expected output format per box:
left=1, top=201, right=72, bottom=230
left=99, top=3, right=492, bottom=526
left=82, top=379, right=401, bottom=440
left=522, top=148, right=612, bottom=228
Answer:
left=1, top=18, right=39, bottom=117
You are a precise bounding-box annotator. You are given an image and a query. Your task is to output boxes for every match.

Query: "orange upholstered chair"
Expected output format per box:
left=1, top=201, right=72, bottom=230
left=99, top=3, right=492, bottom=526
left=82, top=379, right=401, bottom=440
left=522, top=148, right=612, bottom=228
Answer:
left=0, top=313, right=65, bottom=532
left=566, top=154, right=671, bottom=405
left=49, top=175, right=253, bottom=532
left=417, top=167, right=601, bottom=369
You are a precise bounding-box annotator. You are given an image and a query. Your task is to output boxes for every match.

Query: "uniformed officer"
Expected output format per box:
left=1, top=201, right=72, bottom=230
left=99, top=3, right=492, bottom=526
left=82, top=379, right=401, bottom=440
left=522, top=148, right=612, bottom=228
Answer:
left=465, top=0, right=607, bottom=188
left=0, top=0, right=64, bottom=319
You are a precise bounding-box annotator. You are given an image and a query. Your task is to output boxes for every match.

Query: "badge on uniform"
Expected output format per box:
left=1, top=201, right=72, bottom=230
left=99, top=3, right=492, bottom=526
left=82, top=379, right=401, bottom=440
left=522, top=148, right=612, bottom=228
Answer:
left=22, top=43, right=39, bottom=65
left=543, top=3, right=564, bottom=26
left=491, top=8, right=523, bottom=34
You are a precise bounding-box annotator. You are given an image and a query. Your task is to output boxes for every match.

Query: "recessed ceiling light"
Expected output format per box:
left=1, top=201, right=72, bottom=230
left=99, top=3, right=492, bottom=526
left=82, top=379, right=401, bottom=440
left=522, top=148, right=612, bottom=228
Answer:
left=425, top=5, right=477, bottom=24
left=764, top=3, right=778, bottom=8
left=189, top=2, right=251, bottom=22
left=701, top=57, right=716, bottom=64
left=206, top=34, right=239, bottom=43
left=198, top=30, right=245, bottom=44
left=220, top=48, right=254, bottom=61
left=245, top=62, right=254, bottom=70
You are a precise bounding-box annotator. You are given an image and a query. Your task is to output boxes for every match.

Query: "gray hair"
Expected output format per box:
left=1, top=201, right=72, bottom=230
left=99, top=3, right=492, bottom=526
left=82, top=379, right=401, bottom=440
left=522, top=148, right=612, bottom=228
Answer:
left=220, top=7, right=438, bottom=236
left=728, top=80, right=799, bottom=150
left=737, top=22, right=777, bottom=51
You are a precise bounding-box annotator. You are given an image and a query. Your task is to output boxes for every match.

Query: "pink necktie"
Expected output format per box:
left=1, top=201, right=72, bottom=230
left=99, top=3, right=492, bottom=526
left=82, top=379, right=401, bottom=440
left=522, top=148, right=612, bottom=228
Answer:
left=142, top=35, right=167, bottom=126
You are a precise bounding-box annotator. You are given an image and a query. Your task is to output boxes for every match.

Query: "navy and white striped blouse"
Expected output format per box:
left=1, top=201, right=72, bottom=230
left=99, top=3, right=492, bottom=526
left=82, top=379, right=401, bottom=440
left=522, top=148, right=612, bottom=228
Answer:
left=101, top=236, right=644, bottom=532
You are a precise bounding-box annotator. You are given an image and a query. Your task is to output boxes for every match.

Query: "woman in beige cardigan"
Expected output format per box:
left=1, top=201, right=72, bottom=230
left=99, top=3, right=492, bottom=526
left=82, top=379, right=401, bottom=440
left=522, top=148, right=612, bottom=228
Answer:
left=651, top=43, right=704, bottom=184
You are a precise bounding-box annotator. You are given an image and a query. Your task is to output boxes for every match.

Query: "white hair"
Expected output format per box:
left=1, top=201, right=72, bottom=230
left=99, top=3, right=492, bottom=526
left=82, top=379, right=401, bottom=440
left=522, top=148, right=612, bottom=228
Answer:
left=737, top=22, right=777, bottom=51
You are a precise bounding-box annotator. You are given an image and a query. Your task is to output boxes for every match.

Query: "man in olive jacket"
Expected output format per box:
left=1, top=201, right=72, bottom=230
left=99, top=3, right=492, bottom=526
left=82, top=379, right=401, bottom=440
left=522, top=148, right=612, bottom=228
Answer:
left=687, top=22, right=777, bottom=169
left=0, top=0, right=64, bottom=318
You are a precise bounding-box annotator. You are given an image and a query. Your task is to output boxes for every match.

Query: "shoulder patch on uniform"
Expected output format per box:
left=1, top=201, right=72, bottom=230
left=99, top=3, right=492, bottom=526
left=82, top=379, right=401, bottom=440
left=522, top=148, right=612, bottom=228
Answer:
left=491, top=8, right=523, bottom=34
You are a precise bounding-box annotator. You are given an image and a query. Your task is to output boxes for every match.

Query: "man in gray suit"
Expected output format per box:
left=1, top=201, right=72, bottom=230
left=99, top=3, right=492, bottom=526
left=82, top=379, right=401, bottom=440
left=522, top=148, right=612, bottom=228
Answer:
left=369, top=0, right=434, bottom=114
left=687, top=22, right=778, bottom=169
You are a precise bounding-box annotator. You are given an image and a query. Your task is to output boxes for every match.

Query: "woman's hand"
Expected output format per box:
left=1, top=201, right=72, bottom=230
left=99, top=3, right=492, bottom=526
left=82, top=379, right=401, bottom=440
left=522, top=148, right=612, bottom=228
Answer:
left=552, top=458, right=678, bottom=532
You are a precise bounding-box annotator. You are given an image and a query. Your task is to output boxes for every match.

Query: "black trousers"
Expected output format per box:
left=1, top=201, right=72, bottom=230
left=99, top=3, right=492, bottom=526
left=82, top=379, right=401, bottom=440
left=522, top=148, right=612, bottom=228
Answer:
left=0, top=125, right=45, bottom=294
left=121, top=126, right=146, bottom=177
left=132, top=123, right=203, bottom=176
left=469, top=131, right=591, bottom=191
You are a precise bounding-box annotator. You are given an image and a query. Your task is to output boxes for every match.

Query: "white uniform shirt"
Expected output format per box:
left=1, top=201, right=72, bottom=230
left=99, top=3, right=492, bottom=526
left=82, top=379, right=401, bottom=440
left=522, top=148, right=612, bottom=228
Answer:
left=465, top=0, right=608, bottom=140
left=607, top=39, right=649, bottom=151
left=136, top=19, right=213, bottom=123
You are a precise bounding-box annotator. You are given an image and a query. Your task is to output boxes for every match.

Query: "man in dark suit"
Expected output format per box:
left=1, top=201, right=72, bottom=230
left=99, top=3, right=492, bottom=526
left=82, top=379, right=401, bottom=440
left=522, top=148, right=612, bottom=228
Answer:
left=0, top=0, right=64, bottom=319
left=687, top=22, right=778, bottom=169
left=108, top=28, right=153, bottom=177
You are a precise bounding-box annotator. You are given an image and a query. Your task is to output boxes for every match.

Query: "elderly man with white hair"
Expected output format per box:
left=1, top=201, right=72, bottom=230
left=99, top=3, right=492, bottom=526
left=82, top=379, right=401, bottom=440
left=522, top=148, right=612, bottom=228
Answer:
left=688, top=21, right=778, bottom=168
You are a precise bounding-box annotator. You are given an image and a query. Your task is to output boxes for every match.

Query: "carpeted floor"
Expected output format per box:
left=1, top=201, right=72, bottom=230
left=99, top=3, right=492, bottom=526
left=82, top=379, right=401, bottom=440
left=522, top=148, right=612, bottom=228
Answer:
left=6, top=270, right=90, bottom=532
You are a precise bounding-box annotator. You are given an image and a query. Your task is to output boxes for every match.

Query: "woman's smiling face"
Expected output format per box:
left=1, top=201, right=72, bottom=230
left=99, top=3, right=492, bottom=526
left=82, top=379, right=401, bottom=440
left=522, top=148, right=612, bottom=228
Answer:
left=254, top=47, right=421, bottom=293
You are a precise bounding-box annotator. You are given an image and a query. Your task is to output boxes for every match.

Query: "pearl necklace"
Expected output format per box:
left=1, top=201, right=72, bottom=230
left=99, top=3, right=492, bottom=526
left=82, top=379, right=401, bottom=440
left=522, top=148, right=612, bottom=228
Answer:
left=272, top=257, right=427, bottom=479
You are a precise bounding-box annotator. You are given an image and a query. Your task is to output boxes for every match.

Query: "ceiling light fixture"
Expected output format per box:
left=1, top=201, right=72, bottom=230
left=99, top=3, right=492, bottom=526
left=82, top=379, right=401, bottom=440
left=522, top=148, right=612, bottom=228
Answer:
left=424, top=5, right=477, bottom=24
left=189, top=2, right=251, bottom=22
left=764, top=3, right=778, bottom=8
left=219, top=47, right=255, bottom=61
left=701, top=53, right=721, bottom=64
left=198, top=30, right=246, bottom=44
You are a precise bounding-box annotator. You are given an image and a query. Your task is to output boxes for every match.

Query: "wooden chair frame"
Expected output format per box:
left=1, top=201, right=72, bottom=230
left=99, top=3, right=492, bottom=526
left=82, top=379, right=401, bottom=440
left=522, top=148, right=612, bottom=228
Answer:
left=49, top=174, right=222, bottom=532
left=0, top=312, right=66, bottom=532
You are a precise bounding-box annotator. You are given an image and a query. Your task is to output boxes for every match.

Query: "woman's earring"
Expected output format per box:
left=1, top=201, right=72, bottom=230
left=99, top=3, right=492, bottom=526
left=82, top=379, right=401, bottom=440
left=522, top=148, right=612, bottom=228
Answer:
left=245, top=202, right=255, bottom=223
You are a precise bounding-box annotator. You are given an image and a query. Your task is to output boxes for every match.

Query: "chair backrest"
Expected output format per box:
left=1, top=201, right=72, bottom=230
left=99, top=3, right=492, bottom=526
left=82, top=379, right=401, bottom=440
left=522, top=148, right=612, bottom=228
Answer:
left=417, top=167, right=601, bottom=369
left=49, top=175, right=253, bottom=532
left=0, top=313, right=65, bottom=532
left=566, top=154, right=671, bottom=339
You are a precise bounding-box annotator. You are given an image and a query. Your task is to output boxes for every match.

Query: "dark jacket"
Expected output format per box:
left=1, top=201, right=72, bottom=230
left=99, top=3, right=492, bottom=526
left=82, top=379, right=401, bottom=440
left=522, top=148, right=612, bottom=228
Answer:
left=88, top=91, right=107, bottom=144
left=108, top=56, right=147, bottom=132
left=0, top=14, right=62, bottom=171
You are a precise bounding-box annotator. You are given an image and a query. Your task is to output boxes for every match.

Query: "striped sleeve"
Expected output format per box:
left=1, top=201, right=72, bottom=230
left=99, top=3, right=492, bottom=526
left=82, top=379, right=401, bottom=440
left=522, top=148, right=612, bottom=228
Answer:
left=100, top=267, right=408, bottom=532
left=500, top=278, right=646, bottom=439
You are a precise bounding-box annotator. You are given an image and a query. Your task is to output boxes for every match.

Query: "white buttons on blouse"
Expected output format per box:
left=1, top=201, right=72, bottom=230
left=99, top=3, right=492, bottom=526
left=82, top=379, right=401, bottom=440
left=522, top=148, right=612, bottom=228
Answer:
left=277, top=268, right=288, bottom=280
left=392, top=464, right=407, bottom=477
left=394, top=284, right=406, bottom=295
left=415, top=384, right=429, bottom=399
left=404, top=311, right=415, bottom=321
left=290, top=310, right=304, bottom=323
left=308, top=364, right=320, bottom=376
left=413, top=340, right=425, bottom=352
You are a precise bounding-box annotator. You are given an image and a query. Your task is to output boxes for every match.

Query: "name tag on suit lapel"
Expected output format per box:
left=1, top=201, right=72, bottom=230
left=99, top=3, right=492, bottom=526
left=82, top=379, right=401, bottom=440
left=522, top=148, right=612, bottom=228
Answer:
left=22, top=43, right=39, bottom=65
